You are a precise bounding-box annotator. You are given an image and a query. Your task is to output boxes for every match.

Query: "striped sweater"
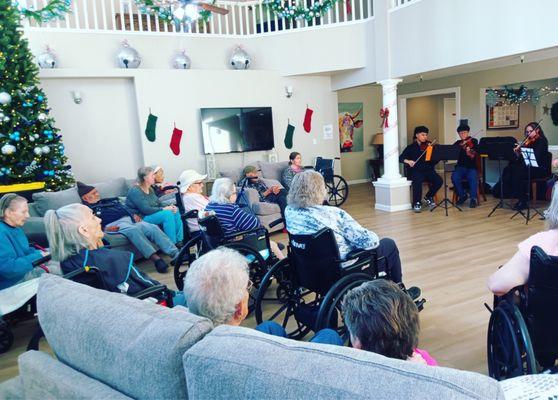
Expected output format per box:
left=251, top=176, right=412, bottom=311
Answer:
left=204, top=202, right=260, bottom=235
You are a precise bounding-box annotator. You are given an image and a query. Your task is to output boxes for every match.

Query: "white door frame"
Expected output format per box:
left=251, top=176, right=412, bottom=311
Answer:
left=397, top=87, right=461, bottom=148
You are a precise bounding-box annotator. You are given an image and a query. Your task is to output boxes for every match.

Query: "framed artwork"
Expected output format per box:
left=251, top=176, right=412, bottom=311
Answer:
left=338, top=103, right=364, bottom=152
left=486, top=102, right=520, bottom=130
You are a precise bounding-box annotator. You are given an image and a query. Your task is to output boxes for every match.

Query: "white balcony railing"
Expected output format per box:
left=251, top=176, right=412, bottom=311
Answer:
left=390, top=0, right=413, bottom=9
left=22, top=0, right=373, bottom=36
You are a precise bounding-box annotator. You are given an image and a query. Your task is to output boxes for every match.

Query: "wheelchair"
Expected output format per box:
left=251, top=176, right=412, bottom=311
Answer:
left=315, top=157, right=349, bottom=207
left=254, top=228, right=424, bottom=341
left=487, top=246, right=558, bottom=380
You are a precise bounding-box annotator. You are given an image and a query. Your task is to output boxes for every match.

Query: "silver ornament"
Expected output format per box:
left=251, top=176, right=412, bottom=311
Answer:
left=229, top=46, right=251, bottom=70
left=172, top=50, right=191, bottom=69
left=3, top=116, right=9, bottom=122
left=34, top=147, right=43, bottom=155
left=42, top=145, right=50, bottom=154
left=38, top=112, right=48, bottom=122
left=0, top=112, right=4, bottom=119
left=37, top=48, right=58, bottom=69
left=117, top=41, right=141, bottom=69
left=0, top=92, right=12, bottom=105
left=34, top=134, right=39, bottom=138
left=1, top=144, right=16, bottom=155
left=29, top=136, right=35, bottom=142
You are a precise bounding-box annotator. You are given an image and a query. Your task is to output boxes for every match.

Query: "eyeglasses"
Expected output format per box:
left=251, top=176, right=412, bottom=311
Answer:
left=192, top=181, right=204, bottom=185
left=247, top=279, right=253, bottom=292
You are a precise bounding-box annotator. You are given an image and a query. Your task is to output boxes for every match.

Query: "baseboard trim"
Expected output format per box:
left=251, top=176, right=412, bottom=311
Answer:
left=375, top=203, right=412, bottom=212
left=347, top=179, right=370, bottom=185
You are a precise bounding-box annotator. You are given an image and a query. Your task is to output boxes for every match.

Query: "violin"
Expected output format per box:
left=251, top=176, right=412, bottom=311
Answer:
left=419, top=140, right=432, bottom=152
left=459, top=137, right=476, bottom=159
left=414, top=139, right=437, bottom=165
left=514, top=121, right=543, bottom=154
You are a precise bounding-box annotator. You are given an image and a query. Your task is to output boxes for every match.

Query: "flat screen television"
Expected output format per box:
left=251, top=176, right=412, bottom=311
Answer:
left=200, top=107, right=274, bottom=154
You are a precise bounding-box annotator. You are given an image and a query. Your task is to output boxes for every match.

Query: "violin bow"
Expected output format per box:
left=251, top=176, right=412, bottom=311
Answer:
left=517, top=119, right=543, bottom=149
left=413, top=139, right=438, bottom=164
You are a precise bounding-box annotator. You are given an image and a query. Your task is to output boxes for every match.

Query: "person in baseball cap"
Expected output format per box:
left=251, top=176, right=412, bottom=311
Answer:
left=178, top=170, right=209, bottom=234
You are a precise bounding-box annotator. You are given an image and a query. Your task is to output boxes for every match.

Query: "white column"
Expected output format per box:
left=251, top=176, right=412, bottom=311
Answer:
left=373, top=78, right=411, bottom=212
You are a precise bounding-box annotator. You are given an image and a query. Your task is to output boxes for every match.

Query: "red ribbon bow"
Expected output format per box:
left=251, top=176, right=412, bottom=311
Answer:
left=379, top=107, right=390, bottom=128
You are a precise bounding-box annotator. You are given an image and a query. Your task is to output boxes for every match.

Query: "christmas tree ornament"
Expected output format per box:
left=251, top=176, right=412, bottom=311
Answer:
left=38, top=112, right=48, bottom=122
left=42, top=146, right=50, bottom=154
left=117, top=40, right=141, bottom=69
left=284, top=122, right=295, bottom=149
left=2, top=144, right=16, bottom=155
left=145, top=112, right=158, bottom=142
left=34, top=147, right=43, bottom=155
left=37, top=46, right=58, bottom=68
left=0, top=112, right=4, bottom=119
left=3, top=116, right=9, bottom=122
left=170, top=126, right=183, bottom=155
left=229, top=46, right=251, bottom=70
left=172, top=50, right=191, bottom=69
left=0, top=92, right=12, bottom=105
left=303, top=106, right=313, bottom=133
left=29, top=136, right=35, bottom=142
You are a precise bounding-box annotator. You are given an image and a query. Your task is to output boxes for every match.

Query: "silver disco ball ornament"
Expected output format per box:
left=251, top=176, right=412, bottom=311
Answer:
left=37, top=47, right=58, bottom=69
left=1, top=144, right=16, bottom=155
left=38, top=112, right=48, bottom=122
left=34, top=147, right=43, bottom=155
left=0, top=92, right=12, bottom=105
left=172, top=50, right=191, bottom=69
left=42, top=145, right=51, bottom=154
left=229, top=46, right=251, bottom=70
left=117, top=41, right=141, bottom=69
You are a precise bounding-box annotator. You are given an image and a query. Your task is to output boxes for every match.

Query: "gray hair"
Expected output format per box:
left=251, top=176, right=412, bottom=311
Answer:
left=137, top=166, right=154, bottom=184
left=210, top=177, right=235, bottom=204
left=44, top=203, right=92, bottom=262
left=546, top=182, right=558, bottom=230
left=183, top=248, right=249, bottom=325
left=0, top=193, right=27, bottom=219
left=287, top=170, right=327, bottom=208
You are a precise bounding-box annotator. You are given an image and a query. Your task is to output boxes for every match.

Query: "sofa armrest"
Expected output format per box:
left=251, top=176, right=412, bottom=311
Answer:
left=261, top=178, right=283, bottom=189
left=239, top=187, right=260, bottom=206
left=22, top=217, right=48, bottom=248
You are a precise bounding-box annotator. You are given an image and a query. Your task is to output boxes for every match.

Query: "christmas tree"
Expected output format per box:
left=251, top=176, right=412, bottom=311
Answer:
left=0, top=0, right=74, bottom=191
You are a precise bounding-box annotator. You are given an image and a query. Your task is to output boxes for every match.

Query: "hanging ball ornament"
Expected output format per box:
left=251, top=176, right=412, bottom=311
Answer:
left=117, top=40, right=141, bottom=69
left=34, top=147, right=43, bottom=155
left=37, top=46, right=58, bottom=69
left=42, top=146, right=50, bottom=154
left=172, top=50, right=191, bottom=70
left=229, top=46, right=251, bottom=70
left=0, top=92, right=12, bottom=105
left=38, top=112, right=48, bottom=122
left=1, top=144, right=16, bottom=155
left=29, top=136, right=35, bottom=142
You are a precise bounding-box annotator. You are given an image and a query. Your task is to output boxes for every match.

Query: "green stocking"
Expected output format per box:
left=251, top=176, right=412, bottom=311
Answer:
left=145, top=113, right=158, bottom=142
left=284, top=123, right=295, bottom=149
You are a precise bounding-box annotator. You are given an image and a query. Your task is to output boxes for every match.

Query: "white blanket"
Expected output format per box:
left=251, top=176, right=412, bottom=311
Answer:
left=0, top=278, right=40, bottom=316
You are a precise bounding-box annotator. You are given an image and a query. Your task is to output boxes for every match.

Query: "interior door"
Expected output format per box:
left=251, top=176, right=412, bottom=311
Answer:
left=443, top=98, right=457, bottom=144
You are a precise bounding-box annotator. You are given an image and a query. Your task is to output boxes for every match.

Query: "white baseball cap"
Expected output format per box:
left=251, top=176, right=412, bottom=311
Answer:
left=178, top=170, right=207, bottom=193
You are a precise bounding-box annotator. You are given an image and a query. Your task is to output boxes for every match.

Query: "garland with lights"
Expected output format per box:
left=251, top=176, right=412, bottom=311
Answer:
left=134, top=0, right=212, bottom=24
left=263, top=0, right=343, bottom=22
left=16, top=0, right=72, bottom=23
left=486, top=85, right=558, bottom=106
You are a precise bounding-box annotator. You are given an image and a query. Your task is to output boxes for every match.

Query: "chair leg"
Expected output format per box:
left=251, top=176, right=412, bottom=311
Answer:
left=532, top=182, right=537, bottom=207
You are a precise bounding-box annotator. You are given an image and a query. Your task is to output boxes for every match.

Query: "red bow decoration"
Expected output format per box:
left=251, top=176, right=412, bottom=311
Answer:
left=379, top=107, right=390, bottom=128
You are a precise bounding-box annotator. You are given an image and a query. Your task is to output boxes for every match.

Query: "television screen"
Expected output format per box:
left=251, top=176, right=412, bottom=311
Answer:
left=201, top=107, right=274, bottom=154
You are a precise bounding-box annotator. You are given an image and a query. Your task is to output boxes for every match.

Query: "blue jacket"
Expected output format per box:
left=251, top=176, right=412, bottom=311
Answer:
left=0, top=221, right=43, bottom=290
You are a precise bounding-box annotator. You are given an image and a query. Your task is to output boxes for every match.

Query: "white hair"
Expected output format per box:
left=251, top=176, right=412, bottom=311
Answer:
left=0, top=193, right=27, bottom=219
left=287, top=170, right=327, bottom=208
left=44, top=203, right=92, bottom=262
left=546, top=182, right=558, bottom=230
left=210, top=178, right=235, bottom=204
left=183, top=248, right=249, bottom=325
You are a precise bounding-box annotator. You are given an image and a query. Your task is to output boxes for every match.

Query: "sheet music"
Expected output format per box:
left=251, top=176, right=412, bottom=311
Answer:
left=521, top=148, right=539, bottom=167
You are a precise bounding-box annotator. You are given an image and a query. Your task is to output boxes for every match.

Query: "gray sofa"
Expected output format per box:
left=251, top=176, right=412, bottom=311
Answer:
left=0, top=274, right=507, bottom=399
left=220, top=161, right=289, bottom=232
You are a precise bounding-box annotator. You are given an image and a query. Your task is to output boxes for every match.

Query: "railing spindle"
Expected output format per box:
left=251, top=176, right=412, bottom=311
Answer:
left=81, top=0, right=89, bottom=29
left=92, top=0, right=99, bottom=29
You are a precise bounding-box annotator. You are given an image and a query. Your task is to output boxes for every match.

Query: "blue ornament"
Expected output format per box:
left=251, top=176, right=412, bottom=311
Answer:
left=9, top=131, right=21, bottom=141
left=37, top=95, right=44, bottom=102
left=22, top=101, right=33, bottom=108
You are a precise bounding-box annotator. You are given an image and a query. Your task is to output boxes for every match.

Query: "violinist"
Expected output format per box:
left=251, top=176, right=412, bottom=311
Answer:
left=400, top=126, right=443, bottom=213
left=451, top=124, right=479, bottom=208
left=502, top=122, right=549, bottom=211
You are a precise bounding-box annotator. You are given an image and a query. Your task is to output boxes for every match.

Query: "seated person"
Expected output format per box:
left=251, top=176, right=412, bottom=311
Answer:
left=77, top=181, right=178, bottom=273
left=238, top=165, right=287, bottom=220
left=342, top=279, right=437, bottom=366
left=0, top=193, right=61, bottom=289
left=285, top=170, right=403, bottom=283
left=204, top=178, right=285, bottom=260
left=183, top=247, right=342, bottom=345
left=125, top=166, right=184, bottom=246
left=178, top=169, right=209, bottom=234
left=281, top=151, right=304, bottom=190
left=488, top=183, right=558, bottom=296
left=152, top=165, right=177, bottom=207
left=399, top=126, right=443, bottom=213
left=451, top=123, right=479, bottom=208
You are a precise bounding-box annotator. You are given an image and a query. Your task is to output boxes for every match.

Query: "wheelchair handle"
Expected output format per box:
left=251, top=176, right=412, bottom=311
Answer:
left=32, top=254, right=52, bottom=266
left=161, top=185, right=179, bottom=192
left=268, top=218, right=283, bottom=229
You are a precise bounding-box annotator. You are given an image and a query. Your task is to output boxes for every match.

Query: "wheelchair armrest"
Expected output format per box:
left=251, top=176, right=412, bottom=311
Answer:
left=63, top=266, right=105, bottom=286
left=269, top=217, right=283, bottom=229
left=161, top=185, right=179, bottom=192
left=344, top=248, right=376, bottom=261
left=223, top=226, right=267, bottom=241
left=32, top=254, right=52, bottom=267
left=182, top=209, right=198, bottom=220
left=133, top=285, right=174, bottom=307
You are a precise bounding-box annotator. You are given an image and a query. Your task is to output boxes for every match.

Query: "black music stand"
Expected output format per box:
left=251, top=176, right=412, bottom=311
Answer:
left=482, top=141, right=516, bottom=217
left=430, top=145, right=461, bottom=216
left=510, top=148, right=544, bottom=224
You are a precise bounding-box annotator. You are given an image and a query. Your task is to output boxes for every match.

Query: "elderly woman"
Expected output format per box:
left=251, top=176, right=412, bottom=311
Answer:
left=285, top=170, right=403, bottom=283
left=126, top=166, right=184, bottom=245
left=488, top=183, right=558, bottom=296
left=183, top=247, right=342, bottom=345
left=0, top=194, right=61, bottom=289
left=204, top=178, right=284, bottom=260
left=178, top=169, right=209, bottom=234
left=281, top=152, right=304, bottom=190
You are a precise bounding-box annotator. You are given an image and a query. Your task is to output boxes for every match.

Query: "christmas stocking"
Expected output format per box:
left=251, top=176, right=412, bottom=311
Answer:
left=170, top=127, right=183, bottom=155
left=145, top=113, right=158, bottom=142
left=284, top=123, right=295, bottom=149
left=303, top=107, right=313, bottom=133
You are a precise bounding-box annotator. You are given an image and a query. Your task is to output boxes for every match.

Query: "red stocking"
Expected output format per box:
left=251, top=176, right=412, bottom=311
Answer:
left=303, top=107, right=313, bottom=133
left=170, top=127, right=183, bottom=155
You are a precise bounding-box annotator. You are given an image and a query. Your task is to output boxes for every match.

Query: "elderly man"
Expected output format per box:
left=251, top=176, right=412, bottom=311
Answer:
left=238, top=165, right=288, bottom=220
left=77, top=181, right=178, bottom=273
left=183, top=247, right=343, bottom=345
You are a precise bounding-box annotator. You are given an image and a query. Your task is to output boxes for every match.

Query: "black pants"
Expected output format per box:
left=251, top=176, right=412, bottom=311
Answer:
left=266, top=189, right=288, bottom=221
left=505, top=163, right=547, bottom=202
left=409, top=169, right=443, bottom=204
left=376, top=238, right=402, bottom=283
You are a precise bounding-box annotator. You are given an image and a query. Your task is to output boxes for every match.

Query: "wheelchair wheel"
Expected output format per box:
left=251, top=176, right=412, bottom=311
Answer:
left=0, top=318, right=14, bottom=354
left=487, top=300, right=536, bottom=380
left=325, top=175, right=349, bottom=207
left=255, top=259, right=315, bottom=340
left=315, top=273, right=371, bottom=344
left=173, top=236, right=203, bottom=291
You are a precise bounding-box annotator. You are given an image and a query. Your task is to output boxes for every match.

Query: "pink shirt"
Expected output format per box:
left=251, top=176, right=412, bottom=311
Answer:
left=517, top=229, right=558, bottom=259
left=181, top=193, right=209, bottom=232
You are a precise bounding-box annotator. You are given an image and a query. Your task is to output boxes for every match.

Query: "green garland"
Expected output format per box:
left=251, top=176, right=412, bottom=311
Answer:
left=134, top=0, right=212, bottom=24
left=16, top=0, right=72, bottom=23
left=263, top=0, right=343, bottom=22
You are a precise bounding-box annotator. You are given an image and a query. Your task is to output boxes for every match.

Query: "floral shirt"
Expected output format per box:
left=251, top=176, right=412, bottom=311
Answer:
left=285, top=205, right=379, bottom=260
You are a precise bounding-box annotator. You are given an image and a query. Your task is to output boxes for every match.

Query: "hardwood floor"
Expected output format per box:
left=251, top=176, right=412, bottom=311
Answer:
left=0, top=183, right=546, bottom=382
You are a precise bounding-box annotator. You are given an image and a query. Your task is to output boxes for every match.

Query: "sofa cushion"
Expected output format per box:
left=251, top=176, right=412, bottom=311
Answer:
left=19, top=351, right=131, bottom=400
left=259, top=161, right=289, bottom=182
left=37, top=275, right=213, bottom=400
left=32, top=186, right=80, bottom=216
left=183, top=325, right=504, bottom=400
left=0, top=376, right=23, bottom=400
left=93, top=177, right=128, bottom=199
left=252, top=201, right=281, bottom=216
left=220, top=167, right=243, bottom=184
